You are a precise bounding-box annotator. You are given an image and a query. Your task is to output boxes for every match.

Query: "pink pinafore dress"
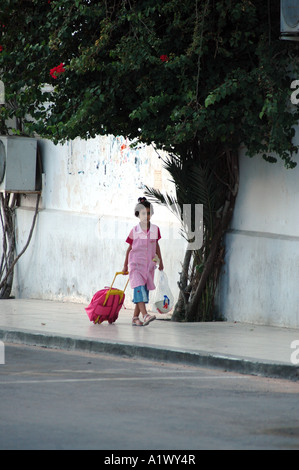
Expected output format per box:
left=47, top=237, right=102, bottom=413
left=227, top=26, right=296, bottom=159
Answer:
left=126, top=223, right=161, bottom=290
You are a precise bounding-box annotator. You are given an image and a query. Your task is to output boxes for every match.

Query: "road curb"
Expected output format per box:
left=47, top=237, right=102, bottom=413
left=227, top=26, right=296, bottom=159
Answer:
left=1, top=327, right=298, bottom=381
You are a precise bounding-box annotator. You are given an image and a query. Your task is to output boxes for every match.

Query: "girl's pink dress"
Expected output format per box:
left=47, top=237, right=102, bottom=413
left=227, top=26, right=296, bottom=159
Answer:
left=126, top=223, right=161, bottom=290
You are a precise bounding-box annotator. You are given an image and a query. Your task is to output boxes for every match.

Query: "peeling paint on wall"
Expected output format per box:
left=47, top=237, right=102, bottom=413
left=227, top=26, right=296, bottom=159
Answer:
left=57, top=134, right=175, bottom=216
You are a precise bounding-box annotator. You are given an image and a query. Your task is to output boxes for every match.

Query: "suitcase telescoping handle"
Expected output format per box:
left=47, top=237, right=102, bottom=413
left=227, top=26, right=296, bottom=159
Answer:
left=103, top=271, right=130, bottom=306
left=109, top=271, right=129, bottom=292
left=114, top=271, right=129, bottom=290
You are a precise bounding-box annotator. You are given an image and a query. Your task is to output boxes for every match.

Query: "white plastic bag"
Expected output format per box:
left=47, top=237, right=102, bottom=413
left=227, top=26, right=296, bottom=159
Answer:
left=152, top=270, right=174, bottom=314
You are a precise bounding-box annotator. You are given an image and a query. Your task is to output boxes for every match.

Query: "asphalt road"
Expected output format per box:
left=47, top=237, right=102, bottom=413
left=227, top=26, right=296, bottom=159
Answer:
left=0, top=344, right=298, bottom=451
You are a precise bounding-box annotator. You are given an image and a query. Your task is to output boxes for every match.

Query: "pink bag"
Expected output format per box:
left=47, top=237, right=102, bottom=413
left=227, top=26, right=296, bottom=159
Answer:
left=85, top=272, right=129, bottom=324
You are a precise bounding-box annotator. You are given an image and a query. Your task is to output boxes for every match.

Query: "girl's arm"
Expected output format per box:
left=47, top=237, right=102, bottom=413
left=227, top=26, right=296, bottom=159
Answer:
left=156, top=241, right=164, bottom=271
left=123, top=245, right=132, bottom=273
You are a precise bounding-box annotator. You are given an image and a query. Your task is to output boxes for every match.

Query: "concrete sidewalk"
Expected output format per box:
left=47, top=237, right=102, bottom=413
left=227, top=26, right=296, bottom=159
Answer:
left=0, top=298, right=298, bottom=381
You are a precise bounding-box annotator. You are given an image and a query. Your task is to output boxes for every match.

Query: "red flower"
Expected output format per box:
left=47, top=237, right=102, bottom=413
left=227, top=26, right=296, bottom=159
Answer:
left=50, top=63, right=66, bottom=79
left=160, top=55, right=169, bottom=63
left=0, top=46, right=3, bottom=52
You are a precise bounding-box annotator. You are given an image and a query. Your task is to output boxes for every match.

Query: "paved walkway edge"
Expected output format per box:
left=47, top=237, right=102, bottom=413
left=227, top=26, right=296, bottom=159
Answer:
left=1, top=327, right=298, bottom=382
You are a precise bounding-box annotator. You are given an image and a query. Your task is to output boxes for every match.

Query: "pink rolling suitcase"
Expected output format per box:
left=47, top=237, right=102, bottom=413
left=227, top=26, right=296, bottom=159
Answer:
left=85, top=272, right=129, bottom=324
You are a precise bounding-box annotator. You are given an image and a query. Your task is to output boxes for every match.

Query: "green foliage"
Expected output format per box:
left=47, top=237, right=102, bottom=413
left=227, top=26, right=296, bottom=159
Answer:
left=0, top=0, right=298, bottom=167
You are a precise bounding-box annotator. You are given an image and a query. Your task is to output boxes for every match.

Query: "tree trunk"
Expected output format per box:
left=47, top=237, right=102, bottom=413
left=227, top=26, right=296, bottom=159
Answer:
left=173, top=149, right=239, bottom=322
left=0, top=193, right=40, bottom=299
left=0, top=194, right=16, bottom=298
left=172, top=248, right=192, bottom=321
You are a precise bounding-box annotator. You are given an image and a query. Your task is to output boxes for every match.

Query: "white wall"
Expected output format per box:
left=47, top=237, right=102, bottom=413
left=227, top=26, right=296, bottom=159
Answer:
left=14, top=130, right=299, bottom=327
left=217, top=144, right=299, bottom=328
left=13, top=135, right=186, bottom=308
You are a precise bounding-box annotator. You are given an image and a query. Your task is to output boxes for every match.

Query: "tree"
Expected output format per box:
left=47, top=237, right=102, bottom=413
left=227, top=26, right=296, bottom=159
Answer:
left=1, top=0, right=299, bottom=319
left=0, top=192, right=40, bottom=298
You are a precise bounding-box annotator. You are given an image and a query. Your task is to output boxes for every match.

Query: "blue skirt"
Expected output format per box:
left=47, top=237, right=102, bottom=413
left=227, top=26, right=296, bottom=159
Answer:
left=133, top=285, right=149, bottom=304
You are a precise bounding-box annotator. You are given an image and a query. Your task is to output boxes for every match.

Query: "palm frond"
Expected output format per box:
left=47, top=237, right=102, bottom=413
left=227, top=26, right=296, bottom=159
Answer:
left=144, top=186, right=182, bottom=223
left=145, top=152, right=226, bottom=242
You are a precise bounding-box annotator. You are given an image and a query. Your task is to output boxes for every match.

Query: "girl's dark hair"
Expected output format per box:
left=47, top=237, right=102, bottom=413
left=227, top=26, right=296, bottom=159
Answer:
left=134, top=197, right=154, bottom=217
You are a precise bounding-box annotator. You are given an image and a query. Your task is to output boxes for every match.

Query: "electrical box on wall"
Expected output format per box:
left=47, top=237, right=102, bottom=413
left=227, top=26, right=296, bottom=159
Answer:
left=0, top=136, right=37, bottom=192
left=281, top=0, right=299, bottom=41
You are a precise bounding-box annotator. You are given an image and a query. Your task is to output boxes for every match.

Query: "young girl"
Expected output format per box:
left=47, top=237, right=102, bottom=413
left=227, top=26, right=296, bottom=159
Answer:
left=123, top=197, right=164, bottom=326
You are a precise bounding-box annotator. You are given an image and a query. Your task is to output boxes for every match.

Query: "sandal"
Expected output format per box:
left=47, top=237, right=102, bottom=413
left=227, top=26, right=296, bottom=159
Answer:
left=143, top=314, right=156, bottom=326
left=132, top=317, right=143, bottom=327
